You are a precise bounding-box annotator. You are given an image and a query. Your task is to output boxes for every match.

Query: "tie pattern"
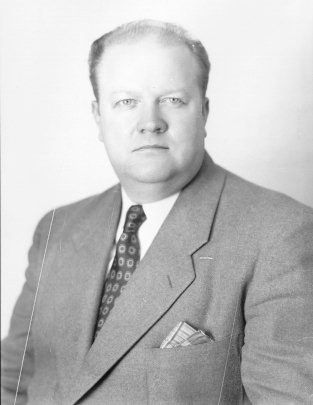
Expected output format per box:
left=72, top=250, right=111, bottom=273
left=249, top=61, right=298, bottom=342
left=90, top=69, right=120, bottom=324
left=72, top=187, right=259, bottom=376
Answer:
left=94, top=205, right=146, bottom=338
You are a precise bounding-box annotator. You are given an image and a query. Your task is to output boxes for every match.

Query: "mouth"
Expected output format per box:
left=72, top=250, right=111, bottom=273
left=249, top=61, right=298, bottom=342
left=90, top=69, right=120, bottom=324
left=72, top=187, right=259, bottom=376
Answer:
left=132, top=145, right=169, bottom=152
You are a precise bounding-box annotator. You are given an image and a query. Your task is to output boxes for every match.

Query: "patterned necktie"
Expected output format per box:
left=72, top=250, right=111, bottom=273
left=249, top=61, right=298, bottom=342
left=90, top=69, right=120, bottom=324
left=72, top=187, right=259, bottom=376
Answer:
left=94, top=205, right=146, bottom=339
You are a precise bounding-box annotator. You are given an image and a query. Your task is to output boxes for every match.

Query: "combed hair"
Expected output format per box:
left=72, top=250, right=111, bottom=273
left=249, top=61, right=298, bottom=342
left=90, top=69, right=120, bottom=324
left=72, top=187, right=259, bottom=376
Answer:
left=88, top=19, right=211, bottom=101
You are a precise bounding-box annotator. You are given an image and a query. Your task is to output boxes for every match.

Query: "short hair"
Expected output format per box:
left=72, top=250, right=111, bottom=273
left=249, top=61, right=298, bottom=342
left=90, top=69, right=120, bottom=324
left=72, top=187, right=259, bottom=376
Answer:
left=88, top=19, right=210, bottom=101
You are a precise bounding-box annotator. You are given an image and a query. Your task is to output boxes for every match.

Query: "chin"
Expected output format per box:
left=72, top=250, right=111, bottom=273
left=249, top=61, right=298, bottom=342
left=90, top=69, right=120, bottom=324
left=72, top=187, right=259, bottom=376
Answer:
left=127, top=159, right=175, bottom=183
left=130, top=165, right=174, bottom=184
left=134, top=172, right=172, bottom=184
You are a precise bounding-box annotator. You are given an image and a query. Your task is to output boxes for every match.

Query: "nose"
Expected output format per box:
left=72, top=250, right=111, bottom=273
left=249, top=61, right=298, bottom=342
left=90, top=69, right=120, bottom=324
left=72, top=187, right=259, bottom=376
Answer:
left=136, top=106, right=168, bottom=134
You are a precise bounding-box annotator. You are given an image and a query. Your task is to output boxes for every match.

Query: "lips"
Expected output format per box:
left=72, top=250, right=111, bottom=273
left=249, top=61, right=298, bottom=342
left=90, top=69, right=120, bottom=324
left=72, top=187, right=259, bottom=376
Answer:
left=132, top=145, right=169, bottom=152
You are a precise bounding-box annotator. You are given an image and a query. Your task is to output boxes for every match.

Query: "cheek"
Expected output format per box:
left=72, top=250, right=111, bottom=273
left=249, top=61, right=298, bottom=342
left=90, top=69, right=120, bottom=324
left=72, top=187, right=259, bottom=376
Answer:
left=99, top=121, right=134, bottom=167
left=170, top=117, right=204, bottom=146
left=103, top=113, right=138, bottom=139
left=169, top=107, right=204, bottom=131
left=99, top=118, right=128, bottom=144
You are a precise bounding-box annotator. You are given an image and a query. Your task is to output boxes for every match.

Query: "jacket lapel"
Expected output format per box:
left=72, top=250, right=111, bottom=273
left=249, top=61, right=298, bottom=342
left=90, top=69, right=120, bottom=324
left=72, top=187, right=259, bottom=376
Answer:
left=54, top=185, right=122, bottom=395
left=66, top=154, right=226, bottom=404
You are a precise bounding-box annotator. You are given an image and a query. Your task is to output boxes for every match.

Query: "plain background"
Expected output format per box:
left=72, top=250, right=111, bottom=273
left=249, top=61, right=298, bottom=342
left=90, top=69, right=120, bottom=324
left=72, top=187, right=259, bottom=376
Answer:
left=1, top=0, right=313, bottom=338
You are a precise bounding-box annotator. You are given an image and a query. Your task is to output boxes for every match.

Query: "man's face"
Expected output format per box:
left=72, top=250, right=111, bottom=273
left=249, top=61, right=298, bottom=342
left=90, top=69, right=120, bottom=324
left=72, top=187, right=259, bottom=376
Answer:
left=93, top=36, right=209, bottom=199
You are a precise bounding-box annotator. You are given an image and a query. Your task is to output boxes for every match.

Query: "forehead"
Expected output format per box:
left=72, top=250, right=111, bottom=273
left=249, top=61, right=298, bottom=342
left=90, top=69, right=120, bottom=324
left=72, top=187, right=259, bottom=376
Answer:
left=96, top=37, right=201, bottom=93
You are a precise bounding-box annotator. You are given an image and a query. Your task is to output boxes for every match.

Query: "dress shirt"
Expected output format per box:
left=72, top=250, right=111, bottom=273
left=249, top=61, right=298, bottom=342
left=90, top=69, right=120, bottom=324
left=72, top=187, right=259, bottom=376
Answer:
left=105, top=189, right=179, bottom=277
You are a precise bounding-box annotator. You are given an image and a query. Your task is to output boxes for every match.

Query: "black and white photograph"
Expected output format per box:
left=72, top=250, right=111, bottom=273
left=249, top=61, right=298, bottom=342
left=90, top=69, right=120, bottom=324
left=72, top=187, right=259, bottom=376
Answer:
left=1, top=0, right=313, bottom=404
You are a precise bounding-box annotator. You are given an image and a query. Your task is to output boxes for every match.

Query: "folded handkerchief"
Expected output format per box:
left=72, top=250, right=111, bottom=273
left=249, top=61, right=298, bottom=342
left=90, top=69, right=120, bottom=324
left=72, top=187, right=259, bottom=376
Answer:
left=160, top=321, right=212, bottom=349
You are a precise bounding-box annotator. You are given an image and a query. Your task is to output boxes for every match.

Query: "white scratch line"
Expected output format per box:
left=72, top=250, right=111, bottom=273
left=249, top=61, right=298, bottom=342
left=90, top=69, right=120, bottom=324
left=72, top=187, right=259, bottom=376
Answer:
left=14, top=209, right=56, bottom=405
left=217, top=294, right=240, bottom=405
left=200, top=256, right=213, bottom=260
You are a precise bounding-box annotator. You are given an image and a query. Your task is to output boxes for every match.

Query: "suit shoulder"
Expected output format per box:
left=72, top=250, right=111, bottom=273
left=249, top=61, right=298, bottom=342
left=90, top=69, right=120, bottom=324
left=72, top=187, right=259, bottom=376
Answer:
left=35, top=184, right=120, bottom=235
left=217, top=167, right=313, bottom=238
left=223, top=168, right=312, bottom=217
left=216, top=167, right=313, bottom=263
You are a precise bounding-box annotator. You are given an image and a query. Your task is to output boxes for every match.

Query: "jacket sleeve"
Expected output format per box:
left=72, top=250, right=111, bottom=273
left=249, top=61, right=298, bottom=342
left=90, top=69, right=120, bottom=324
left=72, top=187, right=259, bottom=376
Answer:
left=241, top=207, right=313, bottom=404
left=1, top=212, right=54, bottom=405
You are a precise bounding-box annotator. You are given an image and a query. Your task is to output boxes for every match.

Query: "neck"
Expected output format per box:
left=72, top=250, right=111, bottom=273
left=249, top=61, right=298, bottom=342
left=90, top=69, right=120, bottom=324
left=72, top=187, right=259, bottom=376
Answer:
left=120, top=166, right=203, bottom=204
left=121, top=182, right=178, bottom=204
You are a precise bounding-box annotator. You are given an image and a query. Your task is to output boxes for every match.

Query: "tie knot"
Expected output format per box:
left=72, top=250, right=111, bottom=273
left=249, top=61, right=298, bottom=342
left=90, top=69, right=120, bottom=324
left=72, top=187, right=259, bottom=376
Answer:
left=124, top=205, right=146, bottom=232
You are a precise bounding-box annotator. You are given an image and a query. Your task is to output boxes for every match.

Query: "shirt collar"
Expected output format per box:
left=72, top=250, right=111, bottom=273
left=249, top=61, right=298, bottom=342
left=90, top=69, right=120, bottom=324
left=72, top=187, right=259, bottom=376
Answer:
left=121, top=188, right=179, bottom=216
left=118, top=188, right=179, bottom=234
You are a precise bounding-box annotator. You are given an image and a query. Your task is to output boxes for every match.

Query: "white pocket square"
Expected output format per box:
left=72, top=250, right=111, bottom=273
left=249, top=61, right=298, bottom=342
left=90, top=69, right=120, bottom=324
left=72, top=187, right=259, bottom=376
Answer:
left=160, top=321, right=213, bottom=349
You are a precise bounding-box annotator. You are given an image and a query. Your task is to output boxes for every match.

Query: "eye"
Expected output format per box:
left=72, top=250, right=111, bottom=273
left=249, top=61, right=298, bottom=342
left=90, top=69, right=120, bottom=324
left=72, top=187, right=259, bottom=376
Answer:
left=115, top=99, right=137, bottom=108
left=160, top=97, right=184, bottom=105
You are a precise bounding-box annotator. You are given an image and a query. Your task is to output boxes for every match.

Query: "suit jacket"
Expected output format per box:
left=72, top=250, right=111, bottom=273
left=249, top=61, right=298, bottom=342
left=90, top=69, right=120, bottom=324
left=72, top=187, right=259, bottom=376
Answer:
left=2, top=154, right=313, bottom=405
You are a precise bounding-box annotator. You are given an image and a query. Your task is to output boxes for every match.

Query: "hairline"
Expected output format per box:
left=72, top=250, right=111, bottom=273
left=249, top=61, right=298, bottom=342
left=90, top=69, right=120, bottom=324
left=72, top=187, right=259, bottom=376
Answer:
left=95, top=37, right=204, bottom=98
left=89, top=20, right=210, bottom=101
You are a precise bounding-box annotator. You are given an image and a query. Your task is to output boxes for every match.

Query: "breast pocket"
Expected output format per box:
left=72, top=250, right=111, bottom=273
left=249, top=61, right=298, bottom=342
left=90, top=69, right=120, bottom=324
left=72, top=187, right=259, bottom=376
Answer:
left=145, top=335, right=242, bottom=405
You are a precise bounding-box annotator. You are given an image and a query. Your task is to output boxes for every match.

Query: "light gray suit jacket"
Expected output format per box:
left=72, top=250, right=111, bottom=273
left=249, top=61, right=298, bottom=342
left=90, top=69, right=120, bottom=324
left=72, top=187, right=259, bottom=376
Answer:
left=2, top=154, right=313, bottom=404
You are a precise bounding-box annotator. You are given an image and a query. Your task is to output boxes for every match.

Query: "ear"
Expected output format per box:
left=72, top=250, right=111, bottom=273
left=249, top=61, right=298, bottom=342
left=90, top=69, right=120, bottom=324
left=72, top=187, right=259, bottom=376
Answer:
left=92, top=100, right=100, bottom=124
left=202, top=97, right=209, bottom=122
left=91, top=100, right=104, bottom=142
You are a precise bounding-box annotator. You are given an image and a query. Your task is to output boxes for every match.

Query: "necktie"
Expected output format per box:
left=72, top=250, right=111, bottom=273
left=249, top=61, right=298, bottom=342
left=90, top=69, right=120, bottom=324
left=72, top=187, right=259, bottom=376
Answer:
left=94, top=205, right=146, bottom=338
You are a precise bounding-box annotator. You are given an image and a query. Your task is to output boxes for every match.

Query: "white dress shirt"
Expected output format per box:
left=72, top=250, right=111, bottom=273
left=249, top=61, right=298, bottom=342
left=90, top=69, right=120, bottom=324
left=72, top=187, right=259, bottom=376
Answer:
left=106, top=189, right=179, bottom=277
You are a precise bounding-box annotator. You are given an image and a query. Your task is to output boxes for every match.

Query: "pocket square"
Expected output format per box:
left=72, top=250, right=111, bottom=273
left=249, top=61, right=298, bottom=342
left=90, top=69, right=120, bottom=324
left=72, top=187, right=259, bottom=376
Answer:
left=160, top=321, right=213, bottom=349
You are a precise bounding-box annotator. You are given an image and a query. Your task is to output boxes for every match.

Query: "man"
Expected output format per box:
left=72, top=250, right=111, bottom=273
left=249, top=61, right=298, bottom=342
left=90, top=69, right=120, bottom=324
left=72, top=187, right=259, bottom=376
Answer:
left=1, top=20, right=313, bottom=405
